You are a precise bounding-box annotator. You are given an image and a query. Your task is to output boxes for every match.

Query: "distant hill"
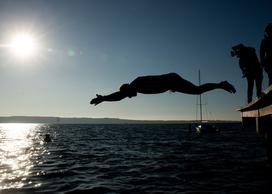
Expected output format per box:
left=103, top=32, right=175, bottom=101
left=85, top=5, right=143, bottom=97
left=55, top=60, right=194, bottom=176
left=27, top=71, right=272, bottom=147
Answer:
left=0, top=116, right=187, bottom=124
left=0, top=116, right=240, bottom=124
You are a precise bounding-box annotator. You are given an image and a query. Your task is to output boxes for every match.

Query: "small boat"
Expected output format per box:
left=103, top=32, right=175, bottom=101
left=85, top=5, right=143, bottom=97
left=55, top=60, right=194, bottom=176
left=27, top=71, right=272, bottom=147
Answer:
left=195, top=70, right=220, bottom=134
left=195, top=122, right=220, bottom=134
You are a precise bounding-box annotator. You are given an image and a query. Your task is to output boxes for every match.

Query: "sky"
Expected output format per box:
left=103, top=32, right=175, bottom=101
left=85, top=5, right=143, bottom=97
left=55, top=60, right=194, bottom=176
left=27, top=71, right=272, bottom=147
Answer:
left=0, top=0, right=272, bottom=121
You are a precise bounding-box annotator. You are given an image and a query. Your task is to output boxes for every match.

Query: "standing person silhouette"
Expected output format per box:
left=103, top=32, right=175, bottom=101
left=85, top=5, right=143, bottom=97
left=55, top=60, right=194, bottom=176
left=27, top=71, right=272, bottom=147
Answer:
left=90, top=72, right=236, bottom=106
left=260, top=23, right=272, bottom=86
left=231, top=44, right=263, bottom=103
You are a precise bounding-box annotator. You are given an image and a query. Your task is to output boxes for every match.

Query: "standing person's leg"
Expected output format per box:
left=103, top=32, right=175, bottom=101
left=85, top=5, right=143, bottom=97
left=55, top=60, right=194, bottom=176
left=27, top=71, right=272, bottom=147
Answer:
left=256, top=72, right=263, bottom=97
left=247, top=77, right=254, bottom=103
left=268, top=67, right=272, bottom=86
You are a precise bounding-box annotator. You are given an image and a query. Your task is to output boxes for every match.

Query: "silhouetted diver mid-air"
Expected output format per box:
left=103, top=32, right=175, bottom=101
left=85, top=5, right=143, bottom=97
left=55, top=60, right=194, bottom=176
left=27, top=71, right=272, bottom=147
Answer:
left=90, top=73, right=236, bottom=106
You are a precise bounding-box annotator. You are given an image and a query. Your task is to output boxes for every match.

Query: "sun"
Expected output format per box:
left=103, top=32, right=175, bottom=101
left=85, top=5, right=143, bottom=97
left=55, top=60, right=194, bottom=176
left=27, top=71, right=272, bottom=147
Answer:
left=9, top=32, right=37, bottom=59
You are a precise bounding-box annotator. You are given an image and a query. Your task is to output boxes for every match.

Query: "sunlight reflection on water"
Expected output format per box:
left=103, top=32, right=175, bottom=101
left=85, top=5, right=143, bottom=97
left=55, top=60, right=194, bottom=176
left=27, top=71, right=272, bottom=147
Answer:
left=0, top=123, right=42, bottom=189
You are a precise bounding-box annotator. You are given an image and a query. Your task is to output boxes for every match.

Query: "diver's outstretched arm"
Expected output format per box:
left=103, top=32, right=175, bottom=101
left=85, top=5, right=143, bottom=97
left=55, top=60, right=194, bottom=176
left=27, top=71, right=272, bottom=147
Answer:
left=90, top=91, right=127, bottom=106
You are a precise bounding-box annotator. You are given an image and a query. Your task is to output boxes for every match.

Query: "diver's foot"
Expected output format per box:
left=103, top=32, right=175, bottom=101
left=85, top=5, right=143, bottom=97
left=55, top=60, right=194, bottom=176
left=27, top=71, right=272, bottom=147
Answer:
left=220, top=81, right=236, bottom=93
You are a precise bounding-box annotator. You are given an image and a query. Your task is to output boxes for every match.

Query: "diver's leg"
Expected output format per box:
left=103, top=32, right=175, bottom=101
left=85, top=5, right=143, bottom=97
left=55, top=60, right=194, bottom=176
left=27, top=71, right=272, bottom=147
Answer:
left=199, top=81, right=236, bottom=94
left=168, top=73, right=200, bottom=94
left=170, top=73, right=236, bottom=94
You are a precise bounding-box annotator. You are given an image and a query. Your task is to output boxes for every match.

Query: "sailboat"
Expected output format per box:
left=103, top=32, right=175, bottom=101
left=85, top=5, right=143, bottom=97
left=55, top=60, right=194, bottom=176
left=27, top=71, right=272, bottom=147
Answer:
left=195, top=70, right=219, bottom=134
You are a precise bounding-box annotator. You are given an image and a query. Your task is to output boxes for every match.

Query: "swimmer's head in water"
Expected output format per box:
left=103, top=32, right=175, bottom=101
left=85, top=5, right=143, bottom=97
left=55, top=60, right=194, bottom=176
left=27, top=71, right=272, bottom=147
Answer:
left=44, top=134, right=51, bottom=142
left=119, top=84, right=137, bottom=98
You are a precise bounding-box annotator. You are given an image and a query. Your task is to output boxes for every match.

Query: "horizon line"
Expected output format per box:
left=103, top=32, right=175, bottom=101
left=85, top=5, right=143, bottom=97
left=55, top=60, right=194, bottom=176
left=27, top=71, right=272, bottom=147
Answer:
left=0, top=115, right=241, bottom=122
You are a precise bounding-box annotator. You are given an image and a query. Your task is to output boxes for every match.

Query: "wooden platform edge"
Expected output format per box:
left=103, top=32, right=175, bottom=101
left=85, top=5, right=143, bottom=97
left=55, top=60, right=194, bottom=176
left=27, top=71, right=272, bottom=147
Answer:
left=238, top=85, right=272, bottom=114
left=240, top=104, right=272, bottom=117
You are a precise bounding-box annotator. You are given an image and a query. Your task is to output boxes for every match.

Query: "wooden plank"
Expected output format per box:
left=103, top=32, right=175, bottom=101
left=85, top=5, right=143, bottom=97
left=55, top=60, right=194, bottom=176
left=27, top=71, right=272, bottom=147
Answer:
left=240, top=103, right=272, bottom=118
left=238, top=85, right=272, bottom=116
left=241, top=109, right=259, bottom=117
left=259, top=104, right=272, bottom=117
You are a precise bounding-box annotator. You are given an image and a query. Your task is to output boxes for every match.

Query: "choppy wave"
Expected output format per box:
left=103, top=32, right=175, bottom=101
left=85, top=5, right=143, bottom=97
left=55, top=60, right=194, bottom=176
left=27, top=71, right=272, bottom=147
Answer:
left=1, top=123, right=272, bottom=194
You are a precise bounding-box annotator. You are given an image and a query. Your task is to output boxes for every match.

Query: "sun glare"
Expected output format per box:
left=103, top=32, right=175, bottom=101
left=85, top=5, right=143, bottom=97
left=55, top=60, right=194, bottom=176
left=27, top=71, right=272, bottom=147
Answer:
left=0, top=123, right=40, bottom=189
left=9, top=33, right=37, bottom=59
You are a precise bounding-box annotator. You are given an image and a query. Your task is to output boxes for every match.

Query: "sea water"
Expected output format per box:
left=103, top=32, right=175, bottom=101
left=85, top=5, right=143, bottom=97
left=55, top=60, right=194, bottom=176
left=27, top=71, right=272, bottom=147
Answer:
left=0, top=123, right=271, bottom=194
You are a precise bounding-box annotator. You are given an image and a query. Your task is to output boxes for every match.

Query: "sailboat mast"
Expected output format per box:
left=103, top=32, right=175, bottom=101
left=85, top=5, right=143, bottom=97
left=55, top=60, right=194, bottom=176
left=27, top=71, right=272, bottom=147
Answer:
left=198, top=70, right=202, bottom=122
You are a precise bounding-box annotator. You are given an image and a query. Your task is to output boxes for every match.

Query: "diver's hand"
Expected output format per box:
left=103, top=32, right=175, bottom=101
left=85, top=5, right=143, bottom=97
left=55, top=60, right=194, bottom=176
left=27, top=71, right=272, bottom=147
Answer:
left=90, top=94, right=104, bottom=106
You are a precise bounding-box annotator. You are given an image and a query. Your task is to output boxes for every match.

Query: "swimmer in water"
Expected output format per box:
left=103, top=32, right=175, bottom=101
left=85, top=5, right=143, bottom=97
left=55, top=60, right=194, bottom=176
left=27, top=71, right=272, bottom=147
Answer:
left=44, top=134, right=51, bottom=142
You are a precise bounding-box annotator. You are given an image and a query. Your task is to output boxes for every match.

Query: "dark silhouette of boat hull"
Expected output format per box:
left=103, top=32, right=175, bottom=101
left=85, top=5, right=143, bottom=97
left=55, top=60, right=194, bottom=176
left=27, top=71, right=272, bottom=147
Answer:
left=195, top=123, right=220, bottom=134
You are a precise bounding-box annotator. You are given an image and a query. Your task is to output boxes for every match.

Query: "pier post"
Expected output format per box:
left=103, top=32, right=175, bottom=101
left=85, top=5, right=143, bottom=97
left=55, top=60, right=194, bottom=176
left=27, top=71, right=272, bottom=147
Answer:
left=238, top=85, right=272, bottom=165
left=241, top=117, right=256, bottom=129
left=258, top=116, right=272, bottom=165
left=265, top=130, right=272, bottom=165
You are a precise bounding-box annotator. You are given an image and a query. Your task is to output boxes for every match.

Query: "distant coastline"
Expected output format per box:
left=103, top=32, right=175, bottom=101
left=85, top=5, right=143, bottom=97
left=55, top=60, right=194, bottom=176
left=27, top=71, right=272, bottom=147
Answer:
left=0, top=116, right=241, bottom=124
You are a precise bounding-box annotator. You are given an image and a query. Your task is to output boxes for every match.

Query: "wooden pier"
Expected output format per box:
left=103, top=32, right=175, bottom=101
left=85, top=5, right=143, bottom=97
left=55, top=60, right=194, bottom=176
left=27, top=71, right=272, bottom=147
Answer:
left=238, top=85, right=272, bottom=164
